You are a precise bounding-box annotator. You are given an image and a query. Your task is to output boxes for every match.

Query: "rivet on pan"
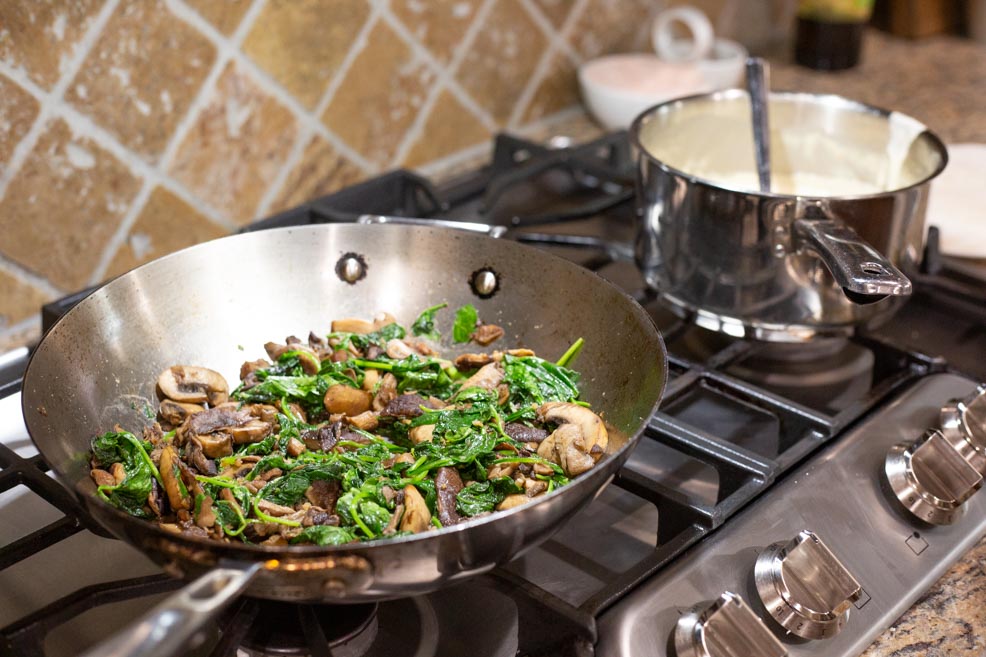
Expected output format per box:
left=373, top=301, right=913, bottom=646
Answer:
left=336, top=253, right=367, bottom=285
left=470, top=268, right=499, bottom=298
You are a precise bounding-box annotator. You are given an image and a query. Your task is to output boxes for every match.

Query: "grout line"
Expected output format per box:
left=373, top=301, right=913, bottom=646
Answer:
left=388, top=0, right=498, bottom=165
left=375, top=0, right=498, bottom=133
left=0, top=0, right=120, bottom=203
left=253, top=7, right=383, bottom=217
left=0, top=315, right=42, bottom=346
left=87, top=0, right=270, bottom=285
left=0, top=255, right=65, bottom=299
left=415, top=140, right=493, bottom=178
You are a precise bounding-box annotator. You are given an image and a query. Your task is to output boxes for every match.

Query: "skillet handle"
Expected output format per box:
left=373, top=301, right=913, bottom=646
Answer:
left=357, top=214, right=507, bottom=238
left=78, top=562, right=262, bottom=657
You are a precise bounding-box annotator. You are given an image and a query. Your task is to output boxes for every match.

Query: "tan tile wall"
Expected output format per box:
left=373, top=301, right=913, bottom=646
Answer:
left=0, top=0, right=663, bottom=349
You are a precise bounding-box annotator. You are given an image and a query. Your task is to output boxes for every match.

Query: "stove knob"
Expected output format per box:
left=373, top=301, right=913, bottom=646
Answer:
left=674, top=592, right=787, bottom=657
left=754, top=530, right=862, bottom=640
left=940, top=384, right=986, bottom=474
left=885, top=429, right=983, bottom=525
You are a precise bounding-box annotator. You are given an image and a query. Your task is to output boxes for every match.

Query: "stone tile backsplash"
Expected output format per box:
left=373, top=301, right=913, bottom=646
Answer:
left=0, top=0, right=661, bottom=348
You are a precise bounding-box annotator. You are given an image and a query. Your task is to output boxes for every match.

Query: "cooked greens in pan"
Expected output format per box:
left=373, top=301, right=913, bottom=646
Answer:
left=88, top=305, right=607, bottom=546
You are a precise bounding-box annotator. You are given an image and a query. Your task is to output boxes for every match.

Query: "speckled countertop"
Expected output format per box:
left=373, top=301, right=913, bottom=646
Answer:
left=531, top=29, right=986, bottom=657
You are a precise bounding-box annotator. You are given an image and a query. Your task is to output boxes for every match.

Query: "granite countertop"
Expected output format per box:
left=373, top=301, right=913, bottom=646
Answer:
left=529, top=29, right=986, bottom=657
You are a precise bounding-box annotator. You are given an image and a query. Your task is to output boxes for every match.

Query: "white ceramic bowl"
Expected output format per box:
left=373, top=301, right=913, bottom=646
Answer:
left=578, top=53, right=712, bottom=130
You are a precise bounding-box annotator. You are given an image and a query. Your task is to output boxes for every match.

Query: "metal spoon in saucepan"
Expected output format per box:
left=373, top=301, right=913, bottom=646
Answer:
left=745, top=57, right=771, bottom=193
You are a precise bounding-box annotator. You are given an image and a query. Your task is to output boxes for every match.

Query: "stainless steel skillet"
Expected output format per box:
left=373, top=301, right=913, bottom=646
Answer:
left=21, top=224, right=668, bottom=656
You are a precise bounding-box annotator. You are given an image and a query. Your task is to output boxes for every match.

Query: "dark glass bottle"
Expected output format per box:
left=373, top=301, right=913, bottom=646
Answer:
left=795, top=16, right=865, bottom=70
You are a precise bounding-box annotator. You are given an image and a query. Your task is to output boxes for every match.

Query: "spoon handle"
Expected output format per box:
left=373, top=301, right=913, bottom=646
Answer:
left=746, top=57, right=771, bottom=193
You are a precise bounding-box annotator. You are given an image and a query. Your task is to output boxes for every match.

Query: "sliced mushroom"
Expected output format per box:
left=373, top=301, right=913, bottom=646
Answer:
left=385, top=339, right=414, bottom=360
left=159, top=400, right=204, bottom=426
left=409, top=424, right=435, bottom=444
left=381, top=393, right=429, bottom=419
left=239, top=359, right=270, bottom=381
left=454, top=353, right=494, bottom=370
left=383, top=503, right=404, bottom=534
left=110, top=462, right=127, bottom=485
left=497, top=384, right=510, bottom=405
left=301, top=424, right=339, bottom=452
left=286, top=437, right=306, bottom=457
left=228, top=419, right=273, bottom=444
left=265, top=342, right=320, bottom=375
left=537, top=402, right=608, bottom=453
left=90, top=468, right=115, bottom=488
left=471, top=323, right=505, bottom=346
left=372, top=373, right=398, bottom=412
left=160, top=445, right=190, bottom=511
left=459, top=362, right=504, bottom=391
left=537, top=423, right=595, bottom=477
left=331, top=318, right=375, bottom=334
left=399, top=485, right=432, bottom=533
left=157, top=366, right=229, bottom=406
left=324, top=384, right=372, bottom=416
left=196, top=432, right=233, bottom=459
left=496, top=494, right=531, bottom=511
left=248, top=403, right=280, bottom=424
left=257, top=499, right=296, bottom=517
left=524, top=478, right=548, bottom=497
left=347, top=411, right=380, bottom=431
left=186, top=438, right=217, bottom=475
left=147, top=479, right=166, bottom=516
left=305, top=479, right=340, bottom=513
left=435, top=467, right=464, bottom=526
left=487, top=461, right=517, bottom=481
left=373, top=312, right=397, bottom=330
left=196, top=495, right=217, bottom=529
left=504, top=422, right=549, bottom=444
left=362, top=368, right=380, bottom=392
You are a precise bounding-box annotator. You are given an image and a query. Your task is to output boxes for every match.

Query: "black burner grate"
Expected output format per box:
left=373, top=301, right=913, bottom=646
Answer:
left=6, top=132, right=986, bottom=656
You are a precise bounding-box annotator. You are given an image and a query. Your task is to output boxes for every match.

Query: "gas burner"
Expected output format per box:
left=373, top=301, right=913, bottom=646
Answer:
left=725, top=339, right=875, bottom=414
left=236, top=602, right=378, bottom=657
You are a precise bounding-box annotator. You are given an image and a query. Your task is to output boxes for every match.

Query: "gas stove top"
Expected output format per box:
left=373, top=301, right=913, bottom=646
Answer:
left=2, top=132, right=986, bottom=657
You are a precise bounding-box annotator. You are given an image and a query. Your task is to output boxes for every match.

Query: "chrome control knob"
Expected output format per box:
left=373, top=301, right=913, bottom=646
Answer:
left=885, top=429, right=983, bottom=525
left=674, top=592, right=787, bottom=657
left=940, top=384, right=986, bottom=474
left=754, top=530, right=861, bottom=640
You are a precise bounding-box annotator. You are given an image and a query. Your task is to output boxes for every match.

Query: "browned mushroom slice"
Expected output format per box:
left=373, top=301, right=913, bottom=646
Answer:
left=362, top=368, right=380, bottom=392
left=454, top=353, right=494, bottom=370
left=537, top=402, right=608, bottom=453
left=331, top=318, right=375, bottom=334
left=399, top=485, right=432, bottom=533
left=524, top=478, right=548, bottom=497
left=373, top=312, right=397, bottom=329
left=471, top=323, right=505, bottom=346
left=305, top=479, right=340, bottom=513
left=381, top=393, right=429, bottom=419
left=347, top=411, right=380, bottom=431
left=537, top=424, right=595, bottom=477
left=324, top=384, right=372, bottom=416
left=459, top=362, right=504, bottom=391
left=159, top=399, right=204, bottom=426
left=228, top=419, right=273, bottom=444
left=504, top=422, right=549, bottom=444
left=196, top=432, right=233, bottom=459
left=496, top=494, right=531, bottom=511
left=265, top=342, right=320, bottom=375
left=409, top=424, right=435, bottom=444
left=90, top=468, right=115, bottom=488
left=372, top=373, right=398, bottom=412
left=160, top=445, right=190, bottom=511
left=385, top=339, right=414, bottom=360
left=186, top=438, right=217, bottom=475
left=286, top=437, right=307, bottom=457
left=301, top=424, right=339, bottom=452
left=239, top=359, right=270, bottom=381
left=196, top=496, right=217, bottom=529
left=256, top=499, right=296, bottom=517
left=487, top=461, right=517, bottom=480
left=157, top=366, right=229, bottom=406
left=435, top=467, right=464, bottom=526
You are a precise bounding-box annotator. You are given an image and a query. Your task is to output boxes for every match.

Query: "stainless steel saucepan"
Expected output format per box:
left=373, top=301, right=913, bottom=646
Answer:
left=22, top=223, right=667, bottom=657
left=632, top=90, right=948, bottom=341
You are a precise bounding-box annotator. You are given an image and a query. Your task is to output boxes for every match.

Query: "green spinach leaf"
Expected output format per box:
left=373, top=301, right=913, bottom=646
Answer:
left=290, top=525, right=358, bottom=546
left=411, top=303, right=447, bottom=341
left=452, top=304, right=478, bottom=343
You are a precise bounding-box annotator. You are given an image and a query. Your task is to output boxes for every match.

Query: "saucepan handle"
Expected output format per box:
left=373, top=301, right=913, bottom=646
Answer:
left=792, top=214, right=912, bottom=305
left=78, top=562, right=262, bottom=657
left=357, top=214, right=507, bottom=238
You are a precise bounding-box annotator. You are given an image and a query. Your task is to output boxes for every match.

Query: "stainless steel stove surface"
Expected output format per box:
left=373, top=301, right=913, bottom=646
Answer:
left=3, top=133, right=986, bottom=657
